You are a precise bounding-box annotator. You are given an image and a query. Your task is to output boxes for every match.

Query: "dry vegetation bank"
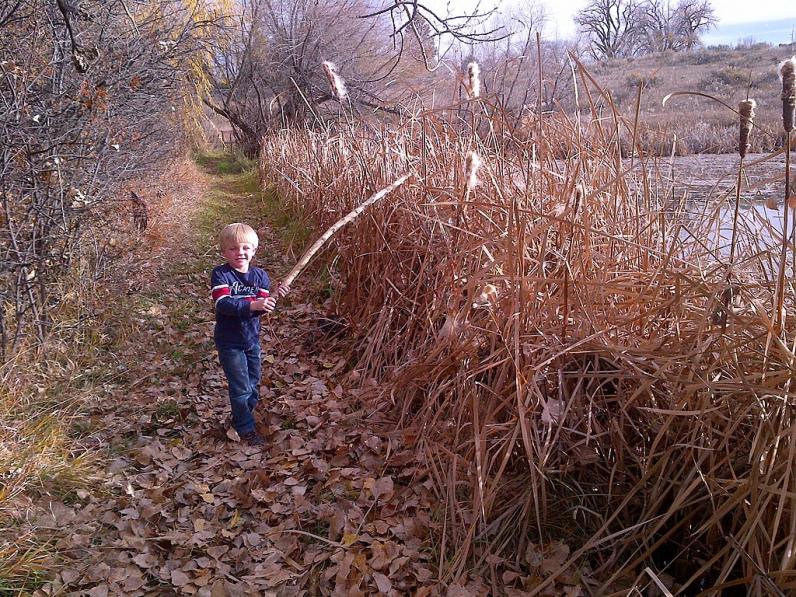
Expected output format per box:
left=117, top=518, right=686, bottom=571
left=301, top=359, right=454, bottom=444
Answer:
left=590, top=43, right=796, bottom=155
left=0, top=158, right=211, bottom=593
left=259, top=88, right=796, bottom=593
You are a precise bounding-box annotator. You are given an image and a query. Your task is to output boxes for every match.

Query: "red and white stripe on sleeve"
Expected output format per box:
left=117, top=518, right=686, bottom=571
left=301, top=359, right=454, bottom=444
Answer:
left=257, top=289, right=270, bottom=299
left=212, top=284, right=231, bottom=304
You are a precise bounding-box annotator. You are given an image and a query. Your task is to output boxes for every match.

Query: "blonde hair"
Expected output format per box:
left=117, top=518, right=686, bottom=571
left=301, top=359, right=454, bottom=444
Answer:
left=220, top=223, right=258, bottom=249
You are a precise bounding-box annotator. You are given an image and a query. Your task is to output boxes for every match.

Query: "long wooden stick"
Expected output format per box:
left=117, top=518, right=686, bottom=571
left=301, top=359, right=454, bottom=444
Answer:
left=279, top=173, right=412, bottom=290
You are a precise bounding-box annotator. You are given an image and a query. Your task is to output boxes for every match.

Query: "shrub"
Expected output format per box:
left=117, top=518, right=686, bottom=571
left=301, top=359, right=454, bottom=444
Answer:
left=711, top=66, right=750, bottom=86
left=0, top=0, right=205, bottom=359
left=625, top=71, right=661, bottom=89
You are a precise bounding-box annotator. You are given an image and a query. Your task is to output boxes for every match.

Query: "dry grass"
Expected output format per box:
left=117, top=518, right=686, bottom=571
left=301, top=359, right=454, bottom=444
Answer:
left=590, top=44, right=793, bottom=155
left=259, top=61, right=796, bottom=593
left=0, top=158, right=207, bottom=593
left=0, top=316, right=108, bottom=593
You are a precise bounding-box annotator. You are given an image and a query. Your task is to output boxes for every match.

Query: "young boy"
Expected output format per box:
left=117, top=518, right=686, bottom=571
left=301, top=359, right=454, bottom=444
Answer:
left=211, top=223, right=289, bottom=446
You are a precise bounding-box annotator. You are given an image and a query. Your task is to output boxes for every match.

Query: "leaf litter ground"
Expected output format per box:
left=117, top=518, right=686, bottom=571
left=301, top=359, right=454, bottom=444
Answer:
left=25, top=157, right=586, bottom=597
left=29, top=159, right=444, bottom=597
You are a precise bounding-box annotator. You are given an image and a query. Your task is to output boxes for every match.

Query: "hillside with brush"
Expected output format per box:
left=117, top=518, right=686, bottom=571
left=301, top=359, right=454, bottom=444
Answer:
left=587, top=42, right=796, bottom=154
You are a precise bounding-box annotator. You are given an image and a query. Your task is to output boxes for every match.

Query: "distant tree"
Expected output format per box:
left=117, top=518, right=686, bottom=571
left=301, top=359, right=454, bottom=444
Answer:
left=637, top=0, right=678, bottom=51
left=637, top=0, right=716, bottom=52
left=672, top=0, right=717, bottom=49
left=574, top=0, right=642, bottom=59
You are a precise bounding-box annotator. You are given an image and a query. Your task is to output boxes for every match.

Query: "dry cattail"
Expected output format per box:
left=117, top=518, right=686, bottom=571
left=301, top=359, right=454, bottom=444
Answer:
left=765, top=195, right=778, bottom=210
left=738, top=99, right=756, bottom=158
left=790, top=173, right=796, bottom=208
left=779, top=57, right=796, bottom=132
left=472, top=284, right=497, bottom=309
left=572, top=184, right=585, bottom=217
left=322, top=60, right=347, bottom=102
left=467, top=61, right=480, bottom=99
left=465, top=150, right=481, bottom=191
left=439, top=314, right=467, bottom=340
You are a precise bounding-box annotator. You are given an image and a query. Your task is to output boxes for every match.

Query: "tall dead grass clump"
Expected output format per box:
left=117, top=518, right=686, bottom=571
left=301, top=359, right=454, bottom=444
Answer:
left=259, top=64, right=796, bottom=593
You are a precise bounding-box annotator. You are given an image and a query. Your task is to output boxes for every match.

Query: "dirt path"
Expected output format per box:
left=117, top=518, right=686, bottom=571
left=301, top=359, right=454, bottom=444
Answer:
left=33, top=157, right=440, bottom=596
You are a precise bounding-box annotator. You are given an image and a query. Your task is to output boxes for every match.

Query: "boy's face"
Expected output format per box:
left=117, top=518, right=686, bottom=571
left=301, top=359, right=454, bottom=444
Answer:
left=222, top=241, right=257, bottom=273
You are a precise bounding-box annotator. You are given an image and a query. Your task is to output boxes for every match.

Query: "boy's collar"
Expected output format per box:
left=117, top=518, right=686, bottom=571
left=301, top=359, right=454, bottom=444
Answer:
left=227, top=263, right=253, bottom=274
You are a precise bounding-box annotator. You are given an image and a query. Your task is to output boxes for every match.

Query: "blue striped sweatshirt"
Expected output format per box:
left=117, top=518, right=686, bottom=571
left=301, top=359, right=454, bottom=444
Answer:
left=210, top=264, right=270, bottom=349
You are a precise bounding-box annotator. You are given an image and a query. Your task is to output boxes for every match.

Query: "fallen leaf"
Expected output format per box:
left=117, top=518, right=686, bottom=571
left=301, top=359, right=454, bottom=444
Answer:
left=60, top=569, right=80, bottom=584
left=541, top=398, right=564, bottom=425
left=373, top=571, right=392, bottom=593
left=342, top=532, right=358, bottom=547
left=123, top=571, right=146, bottom=591
left=133, top=553, right=157, bottom=569
left=172, top=569, right=191, bottom=587
left=371, top=476, right=394, bottom=501
left=86, top=585, right=109, bottom=597
left=207, top=545, right=229, bottom=559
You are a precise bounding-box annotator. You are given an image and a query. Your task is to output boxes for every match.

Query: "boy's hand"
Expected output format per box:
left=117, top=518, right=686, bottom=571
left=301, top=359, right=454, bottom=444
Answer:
left=250, top=297, right=273, bottom=312
left=276, top=283, right=290, bottom=298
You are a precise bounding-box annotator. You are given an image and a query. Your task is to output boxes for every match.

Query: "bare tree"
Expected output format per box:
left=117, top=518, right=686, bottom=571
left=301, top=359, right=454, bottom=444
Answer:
left=360, top=0, right=504, bottom=70
left=673, top=0, right=716, bottom=49
left=637, top=0, right=678, bottom=51
left=574, top=0, right=642, bottom=59
left=637, top=0, right=716, bottom=52
left=0, top=0, right=207, bottom=357
left=199, top=0, right=507, bottom=153
left=200, top=0, right=405, bottom=152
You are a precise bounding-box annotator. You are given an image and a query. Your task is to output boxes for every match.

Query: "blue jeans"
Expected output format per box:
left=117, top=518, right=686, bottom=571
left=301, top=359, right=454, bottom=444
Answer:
left=218, top=344, right=261, bottom=436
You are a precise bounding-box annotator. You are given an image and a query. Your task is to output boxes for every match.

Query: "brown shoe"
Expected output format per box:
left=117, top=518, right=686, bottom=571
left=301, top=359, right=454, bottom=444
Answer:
left=241, top=431, right=266, bottom=446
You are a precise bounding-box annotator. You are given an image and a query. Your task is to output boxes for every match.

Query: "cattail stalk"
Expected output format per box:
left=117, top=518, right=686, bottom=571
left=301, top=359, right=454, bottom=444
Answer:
left=738, top=99, right=755, bottom=159
left=728, top=101, right=755, bottom=266
left=778, top=59, right=796, bottom=558
left=455, top=150, right=481, bottom=230
left=467, top=61, right=480, bottom=100
left=465, top=150, right=481, bottom=192
left=780, top=57, right=795, bottom=133
left=724, top=100, right=756, bottom=331
left=322, top=60, right=347, bottom=102
left=781, top=60, right=796, bottom=278
left=774, top=59, right=795, bottom=334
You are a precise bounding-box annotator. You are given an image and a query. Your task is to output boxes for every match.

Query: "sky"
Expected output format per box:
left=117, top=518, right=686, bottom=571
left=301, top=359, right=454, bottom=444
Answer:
left=435, top=0, right=795, bottom=44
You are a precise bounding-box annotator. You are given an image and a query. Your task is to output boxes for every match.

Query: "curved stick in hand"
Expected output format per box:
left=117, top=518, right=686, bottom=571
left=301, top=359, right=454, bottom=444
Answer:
left=276, top=173, right=412, bottom=295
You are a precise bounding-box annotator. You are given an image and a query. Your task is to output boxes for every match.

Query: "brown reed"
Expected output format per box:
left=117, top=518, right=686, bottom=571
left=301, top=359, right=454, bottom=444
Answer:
left=259, top=74, right=796, bottom=594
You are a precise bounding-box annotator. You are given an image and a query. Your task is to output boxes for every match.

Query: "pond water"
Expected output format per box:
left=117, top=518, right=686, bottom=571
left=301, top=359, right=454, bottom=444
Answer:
left=634, top=151, right=792, bottom=253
